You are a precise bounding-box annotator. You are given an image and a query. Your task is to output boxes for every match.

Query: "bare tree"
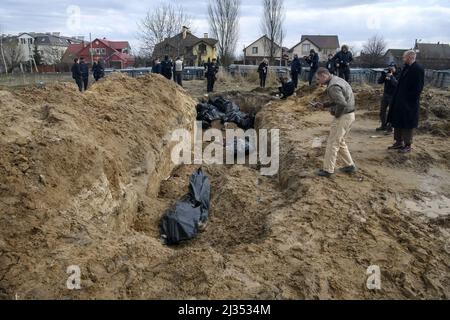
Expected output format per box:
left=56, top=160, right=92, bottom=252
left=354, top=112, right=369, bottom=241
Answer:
left=361, top=35, right=387, bottom=67
left=260, top=0, right=285, bottom=65
left=208, top=0, right=240, bottom=66
left=2, top=37, right=24, bottom=73
left=138, top=3, right=192, bottom=56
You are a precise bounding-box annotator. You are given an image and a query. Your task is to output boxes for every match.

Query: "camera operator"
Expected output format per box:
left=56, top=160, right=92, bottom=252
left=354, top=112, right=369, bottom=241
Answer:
left=376, top=63, right=400, bottom=132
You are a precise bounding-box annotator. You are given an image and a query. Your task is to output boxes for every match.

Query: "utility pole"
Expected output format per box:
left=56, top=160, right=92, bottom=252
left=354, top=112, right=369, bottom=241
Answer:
left=89, top=33, right=93, bottom=65
left=0, top=24, right=8, bottom=74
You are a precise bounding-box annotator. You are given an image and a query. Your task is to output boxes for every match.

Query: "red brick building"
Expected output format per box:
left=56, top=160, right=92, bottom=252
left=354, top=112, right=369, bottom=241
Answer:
left=62, top=38, right=135, bottom=69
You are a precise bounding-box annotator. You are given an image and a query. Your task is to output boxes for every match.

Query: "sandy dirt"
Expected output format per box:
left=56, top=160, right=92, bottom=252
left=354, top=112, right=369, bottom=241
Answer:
left=0, top=74, right=449, bottom=299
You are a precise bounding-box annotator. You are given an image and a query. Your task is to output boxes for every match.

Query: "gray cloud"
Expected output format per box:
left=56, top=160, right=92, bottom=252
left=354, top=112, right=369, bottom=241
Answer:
left=0, top=0, right=449, bottom=55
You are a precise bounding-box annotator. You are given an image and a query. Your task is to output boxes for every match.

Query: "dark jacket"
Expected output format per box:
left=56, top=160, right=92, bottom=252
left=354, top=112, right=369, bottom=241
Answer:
left=326, top=58, right=336, bottom=74
left=205, top=62, right=218, bottom=78
left=377, top=70, right=399, bottom=96
left=152, top=63, right=162, bottom=74
left=92, top=62, right=104, bottom=79
left=258, top=62, right=268, bottom=77
left=387, top=62, right=425, bottom=129
left=71, top=63, right=82, bottom=80
left=281, top=80, right=295, bottom=97
left=334, top=51, right=353, bottom=69
left=305, top=53, right=319, bottom=70
left=161, top=60, right=173, bottom=78
left=291, top=57, right=302, bottom=74
left=79, top=62, right=89, bottom=79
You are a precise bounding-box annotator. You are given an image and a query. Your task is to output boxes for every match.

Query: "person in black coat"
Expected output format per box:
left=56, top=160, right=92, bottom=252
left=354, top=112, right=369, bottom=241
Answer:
left=290, top=54, right=302, bottom=88
left=257, top=59, right=268, bottom=88
left=278, top=76, right=295, bottom=99
left=161, top=55, right=173, bottom=80
left=334, top=45, right=353, bottom=82
left=79, top=57, right=89, bottom=91
left=326, top=54, right=336, bottom=75
left=376, top=62, right=400, bottom=132
left=305, top=49, right=319, bottom=86
left=92, top=59, right=105, bottom=81
left=71, top=58, right=83, bottom=92
left=387, top=50, right=425, bottom=153
left=205, top=58, right=219, bottom=93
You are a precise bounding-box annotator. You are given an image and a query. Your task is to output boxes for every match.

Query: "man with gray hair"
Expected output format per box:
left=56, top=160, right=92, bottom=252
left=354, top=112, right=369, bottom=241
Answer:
left=314, top=67, right=357, bottom=177
left=387, top=50, right=424, bottom=153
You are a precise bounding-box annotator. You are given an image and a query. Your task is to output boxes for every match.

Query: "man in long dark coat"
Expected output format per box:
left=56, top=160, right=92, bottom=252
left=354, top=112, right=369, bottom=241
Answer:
left=387, top=50, right=425, bottom=153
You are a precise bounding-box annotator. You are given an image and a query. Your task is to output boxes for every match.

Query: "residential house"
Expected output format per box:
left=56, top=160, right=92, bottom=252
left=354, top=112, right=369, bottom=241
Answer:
left=243, top=35, right=284, bottom=65
left=152, top=27, right=218, bottom=66
left=32, top=32, right=83, bottom=65
left=62, top=38, right=135, bottom=69
left=13, top=32, right=82, bottom=64
left=289, top=35, right=340, bottom=62
left=414, top=42, right=450, bottom=70
left=383, top=49, right=407, bottom=67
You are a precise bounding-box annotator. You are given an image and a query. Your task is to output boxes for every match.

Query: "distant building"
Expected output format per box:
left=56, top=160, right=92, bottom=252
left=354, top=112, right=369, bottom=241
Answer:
left=152, top=27, right=218, bottom=66
left=384, top=49, right=407, bottom=67
left=243, top=35, right=286, bottom=65
left=289, top=35, right=340, bottom=62
left=62, top=38, right=135, bottom=69
left=414, top=42, right=450, bottom=70
left=1, top=32, right=82, bottom=66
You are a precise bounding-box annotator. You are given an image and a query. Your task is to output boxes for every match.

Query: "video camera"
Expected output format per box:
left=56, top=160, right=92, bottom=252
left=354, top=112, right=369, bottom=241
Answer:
left=383, top=66, right=395, bottom=73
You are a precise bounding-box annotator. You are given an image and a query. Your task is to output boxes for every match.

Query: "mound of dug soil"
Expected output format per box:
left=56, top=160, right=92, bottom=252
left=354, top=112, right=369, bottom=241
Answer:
left=0, top=73, right=196, bottom=299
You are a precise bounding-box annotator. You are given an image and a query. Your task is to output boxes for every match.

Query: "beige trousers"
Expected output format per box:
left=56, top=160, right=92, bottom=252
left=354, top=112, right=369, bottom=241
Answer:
left=323, top=112, right=355, bottom=173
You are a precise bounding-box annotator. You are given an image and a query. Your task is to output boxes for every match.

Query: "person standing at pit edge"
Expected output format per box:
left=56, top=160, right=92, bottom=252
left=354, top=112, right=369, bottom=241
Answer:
left=205, top=58, right=219, bottom=93
left=79, top=57, right=89, bottom=91
left=71, top=58, right=83, bottom=92
left=305, top=49, right=319, bottom=86
left=291, top=54, right=302, bottom=88
left=387, top=50, right=424, bottom=154
left=174, top=57, right=184, bottom=87
left=334, top=45, right=353, bottom=82
left=314, top=67, right=357, bottom=178
left=258, top=58, right=268, bottom=88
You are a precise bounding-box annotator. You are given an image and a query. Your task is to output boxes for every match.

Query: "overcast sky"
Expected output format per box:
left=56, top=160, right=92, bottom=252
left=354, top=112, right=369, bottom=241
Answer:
left=1, top=0, right=449, bottom=55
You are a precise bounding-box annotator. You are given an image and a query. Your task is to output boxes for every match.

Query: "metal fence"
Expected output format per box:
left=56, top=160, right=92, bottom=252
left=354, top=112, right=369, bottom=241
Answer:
left=0, top=72, right=73, bottom=87
left=104, top=67, right=206, bottom=80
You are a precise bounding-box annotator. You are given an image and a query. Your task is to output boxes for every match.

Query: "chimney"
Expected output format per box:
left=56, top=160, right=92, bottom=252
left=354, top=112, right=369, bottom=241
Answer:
left=204, top=33, right=208, bottom=39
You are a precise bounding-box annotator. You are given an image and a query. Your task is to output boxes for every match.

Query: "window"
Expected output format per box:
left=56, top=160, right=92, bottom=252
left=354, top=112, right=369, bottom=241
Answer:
left=20, top=38, right=26, bottom=44
left=302, top=44, right=310, bottom=54
left=252, top=47, right=258, bottom=54
left=95, top=48, right=106, bottom=55
left=27, top=38, right=33, bottom=44
left=199, top=43, right=207, bottom=54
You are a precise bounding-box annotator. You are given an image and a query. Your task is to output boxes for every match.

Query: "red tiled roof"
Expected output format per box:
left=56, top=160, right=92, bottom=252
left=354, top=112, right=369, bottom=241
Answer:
left=66, top=43, right=89, bottom=55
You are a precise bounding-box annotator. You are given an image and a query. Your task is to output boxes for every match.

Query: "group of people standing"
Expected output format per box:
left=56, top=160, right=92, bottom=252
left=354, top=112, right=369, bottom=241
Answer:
left=152, top=56, right=219, bottom=92
left=71, top=58, right=105, bottom=92
left=257, top=44, right=354, bottom=93
left=152, top=56, right=184, bottom=86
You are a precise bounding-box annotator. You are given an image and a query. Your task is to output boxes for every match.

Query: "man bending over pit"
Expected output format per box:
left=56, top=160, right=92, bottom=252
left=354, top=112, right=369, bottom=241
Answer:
left=314, top=67, right=357, bottom=177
